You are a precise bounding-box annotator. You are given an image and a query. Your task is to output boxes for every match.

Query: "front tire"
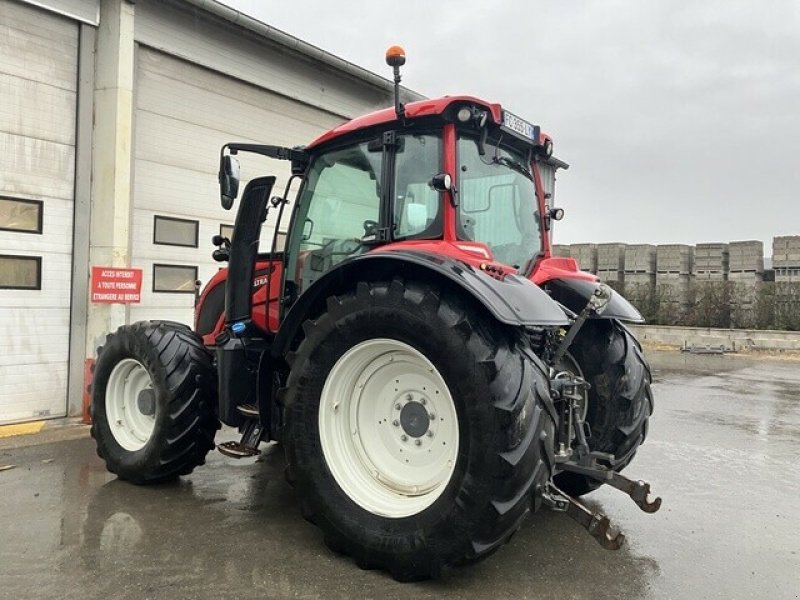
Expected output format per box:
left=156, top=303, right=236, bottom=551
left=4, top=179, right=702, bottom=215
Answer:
left=283, top=280, right=556, bottom=581
left=553, top=319, right=653, bottom=496
left=91, top=321, right=220, bottom=484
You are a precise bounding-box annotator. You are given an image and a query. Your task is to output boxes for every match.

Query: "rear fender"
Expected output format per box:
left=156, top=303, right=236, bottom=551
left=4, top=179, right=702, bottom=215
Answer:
left=272, top=250, right=570, bottom=358
left=195, top=270, right=228, bottom=344
left=531, top=256, right=597, bottom=285
left=545, top=278, right=644, bottom=323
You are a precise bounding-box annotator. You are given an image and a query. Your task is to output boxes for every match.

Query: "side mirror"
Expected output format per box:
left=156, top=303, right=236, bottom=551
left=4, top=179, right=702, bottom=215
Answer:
left=219, top=155, right=240, bottom=210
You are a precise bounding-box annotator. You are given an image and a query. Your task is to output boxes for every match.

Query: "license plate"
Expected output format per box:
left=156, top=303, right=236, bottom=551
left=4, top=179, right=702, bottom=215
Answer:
left=501, top=110, right=539, bottom=142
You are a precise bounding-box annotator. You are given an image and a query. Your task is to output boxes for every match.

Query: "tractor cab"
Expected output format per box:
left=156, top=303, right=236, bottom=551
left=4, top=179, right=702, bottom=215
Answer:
left=205, top=49, right=574, bottom=347
left=289, top=92, right=569, bottom=278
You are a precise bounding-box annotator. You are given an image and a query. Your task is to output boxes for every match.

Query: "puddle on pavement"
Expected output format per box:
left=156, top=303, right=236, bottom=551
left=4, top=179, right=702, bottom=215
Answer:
left=1, top=351, right=799, bottom=599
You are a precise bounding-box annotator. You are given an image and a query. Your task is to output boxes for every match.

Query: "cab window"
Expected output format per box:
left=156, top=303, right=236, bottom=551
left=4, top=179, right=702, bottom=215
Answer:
left=393, top=134, right=442, bottom=239
left=457, top=136, right=542, bottom=269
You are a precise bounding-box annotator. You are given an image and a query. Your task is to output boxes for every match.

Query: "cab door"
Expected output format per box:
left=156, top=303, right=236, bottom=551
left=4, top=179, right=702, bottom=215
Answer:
left=286, top=139, right=385, bottom=296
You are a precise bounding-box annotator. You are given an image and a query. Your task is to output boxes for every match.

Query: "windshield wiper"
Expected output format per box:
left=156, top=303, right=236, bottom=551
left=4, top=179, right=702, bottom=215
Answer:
left=492, top=155, right=533, bottom=181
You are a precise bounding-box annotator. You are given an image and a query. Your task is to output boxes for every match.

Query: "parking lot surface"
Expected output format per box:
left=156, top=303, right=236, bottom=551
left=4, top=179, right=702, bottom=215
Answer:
left=1, top=350, right=798, bottom=599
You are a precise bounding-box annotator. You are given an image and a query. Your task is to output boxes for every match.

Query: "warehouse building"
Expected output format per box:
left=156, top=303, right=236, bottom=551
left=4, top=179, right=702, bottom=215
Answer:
left=0, top=0, right=420, bottom=424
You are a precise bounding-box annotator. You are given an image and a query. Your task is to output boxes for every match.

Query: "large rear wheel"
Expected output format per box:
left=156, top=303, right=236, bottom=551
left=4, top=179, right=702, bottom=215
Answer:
left=553, top=319, right=653, bottom=496
left=91, top=321, right=220, bottom=484
left=283, top=280, right=556, bottom=581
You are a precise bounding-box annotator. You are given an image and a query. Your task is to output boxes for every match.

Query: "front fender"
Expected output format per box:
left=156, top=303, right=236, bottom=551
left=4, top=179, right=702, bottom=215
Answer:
left=273, top=250, right=570, bottom=357
left=545, top=278, right=644, bottom=323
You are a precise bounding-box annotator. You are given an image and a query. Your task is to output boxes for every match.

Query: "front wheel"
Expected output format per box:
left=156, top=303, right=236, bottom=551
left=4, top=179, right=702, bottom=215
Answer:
left=90, top=321, right=220, bottom=484
left=283, top=280, right=555, bottom=581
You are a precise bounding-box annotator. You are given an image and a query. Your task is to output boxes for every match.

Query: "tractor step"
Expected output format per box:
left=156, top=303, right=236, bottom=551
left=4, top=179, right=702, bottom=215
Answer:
left=236, top=404, right=259, bottom=418
left=217, top=418, right=265, bottom=459
left=217, top=440, right=261, bottom=458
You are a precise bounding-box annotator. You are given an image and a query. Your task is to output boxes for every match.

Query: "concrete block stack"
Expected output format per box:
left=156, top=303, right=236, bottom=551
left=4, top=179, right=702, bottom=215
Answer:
left=728, top=240, right=764, bottom=281
left=728, top=241, right=764, bottom=318
left=549, top=236, right=800, bottom=328
left=569, top=243, right=598, bottom=273
left=771, top=237, right=800, bottom=324
left=773, top=236, right=800, bottom=282
left=596, top=243, right=627, bottom=286
left=656, top=244, right=694, bottom=275
left=694, top=243, right=729, bottom=281
left=656, top=244, right=694, bottom=309
left=624, top=244, right=657, bottom=288
left=551, top=244, right=571, bottom=258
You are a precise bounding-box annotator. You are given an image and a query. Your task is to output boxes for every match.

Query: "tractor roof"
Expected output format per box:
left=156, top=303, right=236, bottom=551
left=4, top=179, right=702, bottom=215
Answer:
left=306, top=94, right=566, bottom=169
left=308, top=95, right=504, bottom=149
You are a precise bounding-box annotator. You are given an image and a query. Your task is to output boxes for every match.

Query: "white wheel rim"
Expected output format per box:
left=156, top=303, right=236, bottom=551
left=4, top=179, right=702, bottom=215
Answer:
left=318, top=339, right=459, bottom=518
left=105, top=359, right=157, bottom=451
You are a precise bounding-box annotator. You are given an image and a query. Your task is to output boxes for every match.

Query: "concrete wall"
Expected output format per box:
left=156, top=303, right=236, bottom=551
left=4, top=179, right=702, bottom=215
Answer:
left=629, top=324, right=800, bottom=351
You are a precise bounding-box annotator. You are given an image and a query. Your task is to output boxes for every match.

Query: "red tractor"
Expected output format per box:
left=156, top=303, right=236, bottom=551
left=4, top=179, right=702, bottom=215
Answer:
left=90, top=47, right=658, bottom=581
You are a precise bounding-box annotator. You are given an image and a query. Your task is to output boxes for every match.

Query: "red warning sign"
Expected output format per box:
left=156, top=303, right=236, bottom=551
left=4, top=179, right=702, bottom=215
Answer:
left=91, top=267, right=143, bottom=304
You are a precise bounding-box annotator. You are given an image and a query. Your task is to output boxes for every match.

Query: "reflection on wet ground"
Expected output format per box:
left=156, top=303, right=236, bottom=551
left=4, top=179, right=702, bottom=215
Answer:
left=0, top=350, right=798, bottom=599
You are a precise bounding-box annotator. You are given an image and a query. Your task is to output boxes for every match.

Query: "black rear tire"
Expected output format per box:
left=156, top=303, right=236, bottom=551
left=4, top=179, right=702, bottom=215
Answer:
left=283, top=280, right=556, bottom=581
left=553, top=319, right=653, bottom=496
left=90, top=321, right=220, bottom=484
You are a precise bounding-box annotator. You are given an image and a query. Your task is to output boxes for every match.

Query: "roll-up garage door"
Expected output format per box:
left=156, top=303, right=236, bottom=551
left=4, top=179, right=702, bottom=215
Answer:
left=131, top=48, right=344, bottom=325
left=0, top=1, right=77, bottom=424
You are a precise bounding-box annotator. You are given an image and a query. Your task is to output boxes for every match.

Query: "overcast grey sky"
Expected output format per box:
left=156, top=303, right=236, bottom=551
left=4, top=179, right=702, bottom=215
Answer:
left=221, top=0, right=799, bottom=249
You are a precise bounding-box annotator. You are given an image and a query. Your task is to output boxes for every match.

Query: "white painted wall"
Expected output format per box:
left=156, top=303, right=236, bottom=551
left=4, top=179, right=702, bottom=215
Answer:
left=130, top=47, right=346, bottom=325
left=19, top=0, right=98, bottom=24
left=0, top=0, right=78, bottom=423
left=134, top=0, right=391, bottom=121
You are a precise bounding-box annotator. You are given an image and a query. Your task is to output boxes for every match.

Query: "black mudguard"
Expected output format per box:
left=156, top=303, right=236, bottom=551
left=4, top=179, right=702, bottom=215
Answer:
left=273, top=250, right=570, bottom=358
left=217, top=176, right=275, bottom=427
left=545, top=278, right=644, bottom=323
left=225, top=176, right=276, bottom=324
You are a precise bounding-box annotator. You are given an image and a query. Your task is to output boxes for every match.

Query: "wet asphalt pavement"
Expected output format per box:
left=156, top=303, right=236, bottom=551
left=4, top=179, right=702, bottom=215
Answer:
left=0, top=350, right=798, bottom=600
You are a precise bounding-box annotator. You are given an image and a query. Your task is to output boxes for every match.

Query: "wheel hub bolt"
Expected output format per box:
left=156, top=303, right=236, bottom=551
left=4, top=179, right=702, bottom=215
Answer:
left=414, top=439, right=422, bottom=446
left=395, top=403, right=401, bottom=410
left=421, top=398, right=427, bottom=405
left=392, top=420, right=399, bottom=427
left=401, top=434, right=408, bottom=442
left=427, top=431, right=434, bottom=437
left=429, top=413, right=435, bottom=420
left=406, top=394, right=413, bottom=401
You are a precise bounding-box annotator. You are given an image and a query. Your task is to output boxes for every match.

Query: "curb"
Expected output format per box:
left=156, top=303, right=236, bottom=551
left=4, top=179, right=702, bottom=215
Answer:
left=0, top=421, right=46, bottom=439
left=0, top=419, right=90, bottom=450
